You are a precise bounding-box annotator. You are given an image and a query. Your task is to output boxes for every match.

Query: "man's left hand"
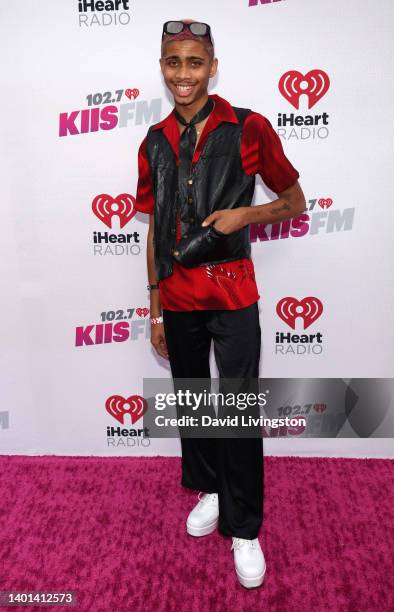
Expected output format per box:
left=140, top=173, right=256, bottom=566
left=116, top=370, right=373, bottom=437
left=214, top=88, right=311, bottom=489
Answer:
left=201, top=208, right=249, bottom=235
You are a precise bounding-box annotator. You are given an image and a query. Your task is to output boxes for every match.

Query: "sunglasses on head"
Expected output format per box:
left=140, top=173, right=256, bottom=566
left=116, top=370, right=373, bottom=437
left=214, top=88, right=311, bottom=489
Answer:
left=162, top=21, right=213, bottom=45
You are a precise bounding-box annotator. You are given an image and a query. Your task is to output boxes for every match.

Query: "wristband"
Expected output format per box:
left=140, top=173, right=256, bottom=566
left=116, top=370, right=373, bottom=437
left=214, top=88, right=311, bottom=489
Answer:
left=150, top=316, right=163, bottom=325
left=147, top=283, right=159, bottom=291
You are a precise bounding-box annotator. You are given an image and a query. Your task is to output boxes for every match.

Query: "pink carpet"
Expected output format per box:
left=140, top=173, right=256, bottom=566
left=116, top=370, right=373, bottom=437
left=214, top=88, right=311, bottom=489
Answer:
left=0, top=455, right=392, bottom=611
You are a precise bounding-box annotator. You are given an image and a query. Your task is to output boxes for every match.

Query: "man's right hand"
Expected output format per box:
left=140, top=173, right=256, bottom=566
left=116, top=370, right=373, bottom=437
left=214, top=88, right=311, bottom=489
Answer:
left=151, top=323, right=169, bottom=360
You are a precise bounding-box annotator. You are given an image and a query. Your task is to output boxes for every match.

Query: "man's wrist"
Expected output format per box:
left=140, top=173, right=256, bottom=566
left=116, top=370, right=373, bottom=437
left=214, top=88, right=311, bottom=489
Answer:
left=242, top=206, right=258, bottom=225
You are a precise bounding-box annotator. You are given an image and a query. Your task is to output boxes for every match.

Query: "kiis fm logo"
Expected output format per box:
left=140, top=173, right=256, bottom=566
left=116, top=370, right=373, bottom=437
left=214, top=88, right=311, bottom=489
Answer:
left=59, top=89, right=161, bottom=137
left=106, top=394, right=151, bottom=448
left=75, top=307, right=150, bottom=347
left=250, top=197, right=355, bottom=243
left=78, top=0, right=131, bottom=27
left=92, top=193, right=140, bottom=256
left=263, top=379, right=390, bottom=439
left=275, top=296, right=324, bottom=355
left=264, top=399, right=343, bottom=439
left=277, top=69, right=330, bottom=140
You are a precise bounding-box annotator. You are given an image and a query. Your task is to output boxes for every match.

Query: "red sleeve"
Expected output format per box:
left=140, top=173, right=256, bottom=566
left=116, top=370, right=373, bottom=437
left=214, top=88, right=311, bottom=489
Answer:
left=241, top=112, right=300, bottom=193
left=134, top=136, right=154, bottom=214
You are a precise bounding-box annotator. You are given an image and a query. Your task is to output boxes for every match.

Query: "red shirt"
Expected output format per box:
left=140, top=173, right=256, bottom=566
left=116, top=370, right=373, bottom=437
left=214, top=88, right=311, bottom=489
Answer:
left=135, top=93, right=300, bottom=311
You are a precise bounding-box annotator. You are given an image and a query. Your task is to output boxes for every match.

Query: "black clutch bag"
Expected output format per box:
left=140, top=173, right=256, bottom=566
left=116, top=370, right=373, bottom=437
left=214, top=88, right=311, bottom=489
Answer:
left=172, top=224, right=227, bottom=268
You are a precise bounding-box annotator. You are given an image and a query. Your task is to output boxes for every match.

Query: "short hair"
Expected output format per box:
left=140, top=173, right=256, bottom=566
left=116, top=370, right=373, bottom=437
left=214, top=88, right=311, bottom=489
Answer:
left=161, top=18, right=215, bottom=60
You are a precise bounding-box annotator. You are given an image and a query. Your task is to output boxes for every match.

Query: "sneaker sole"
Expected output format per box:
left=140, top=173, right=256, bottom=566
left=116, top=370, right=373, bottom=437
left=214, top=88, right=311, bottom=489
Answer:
left=186, top=517, right=218, bottom=537
left=236, top=567, right=266, bottom=589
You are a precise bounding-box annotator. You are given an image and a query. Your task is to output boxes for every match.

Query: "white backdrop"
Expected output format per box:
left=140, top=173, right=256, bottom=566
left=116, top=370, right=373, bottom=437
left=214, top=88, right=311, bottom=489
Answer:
left=1, top=0, right=393, bottom=458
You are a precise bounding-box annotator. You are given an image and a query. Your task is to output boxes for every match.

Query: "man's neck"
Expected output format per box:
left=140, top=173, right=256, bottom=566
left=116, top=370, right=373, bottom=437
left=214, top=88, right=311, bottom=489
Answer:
left=174, top=92, right=210, bottom=123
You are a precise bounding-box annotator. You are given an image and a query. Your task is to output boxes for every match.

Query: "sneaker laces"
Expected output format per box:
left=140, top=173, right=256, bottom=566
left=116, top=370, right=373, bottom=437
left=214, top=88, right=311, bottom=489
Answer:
left=197, top=492, right=218, bottom=506
left=231, top=537, right=258, bottom=551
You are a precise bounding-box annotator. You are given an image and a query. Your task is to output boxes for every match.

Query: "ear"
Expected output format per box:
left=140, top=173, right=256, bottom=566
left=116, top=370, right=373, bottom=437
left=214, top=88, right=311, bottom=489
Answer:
left=209, top=57, right=218, bottom=78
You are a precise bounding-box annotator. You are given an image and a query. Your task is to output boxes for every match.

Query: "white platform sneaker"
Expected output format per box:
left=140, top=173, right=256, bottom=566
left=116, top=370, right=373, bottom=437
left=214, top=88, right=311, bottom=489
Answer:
left=186, top=492, right=219, bottom=536
left=231, top=537, right=266, bottom=588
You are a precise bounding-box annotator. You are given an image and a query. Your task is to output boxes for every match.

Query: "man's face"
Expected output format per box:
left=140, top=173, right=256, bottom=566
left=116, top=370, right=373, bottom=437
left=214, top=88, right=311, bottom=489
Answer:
left=159, top=39, right=218, bottom=106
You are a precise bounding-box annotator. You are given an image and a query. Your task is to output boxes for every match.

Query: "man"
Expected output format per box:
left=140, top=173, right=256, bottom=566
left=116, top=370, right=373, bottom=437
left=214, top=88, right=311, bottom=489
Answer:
left=135, top=19, right=306, bottom=589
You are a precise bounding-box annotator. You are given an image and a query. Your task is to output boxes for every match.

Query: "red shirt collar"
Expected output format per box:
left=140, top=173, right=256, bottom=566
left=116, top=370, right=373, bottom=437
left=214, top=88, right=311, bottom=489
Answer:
left=150, top=93, right=238, bottom=131
left=149, top=94, right=238, bottom=164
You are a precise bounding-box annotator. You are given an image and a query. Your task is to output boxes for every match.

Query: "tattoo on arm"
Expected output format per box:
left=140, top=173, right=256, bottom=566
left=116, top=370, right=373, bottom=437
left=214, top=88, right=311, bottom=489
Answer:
left=270, top=201, right=291, bottom=216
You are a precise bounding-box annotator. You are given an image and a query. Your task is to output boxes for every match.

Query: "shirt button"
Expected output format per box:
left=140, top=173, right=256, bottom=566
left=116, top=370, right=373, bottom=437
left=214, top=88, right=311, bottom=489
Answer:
left=188, top=197, right=193, bottom=203
left=187, top=179, right=193, bottom=185
left=190, top=217, right=195, bottom=223
left=173, top=250, right=179, bottom=256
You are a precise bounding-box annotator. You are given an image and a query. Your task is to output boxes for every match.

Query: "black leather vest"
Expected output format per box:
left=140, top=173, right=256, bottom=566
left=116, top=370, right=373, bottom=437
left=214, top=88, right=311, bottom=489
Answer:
left=146, top=106, right=256, bottom=281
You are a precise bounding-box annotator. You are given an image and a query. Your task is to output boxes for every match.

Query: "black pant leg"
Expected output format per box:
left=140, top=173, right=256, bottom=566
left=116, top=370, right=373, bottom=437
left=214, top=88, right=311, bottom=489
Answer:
left=206, top=302, right=264, bottom=539
left=162, top=309, right=217, bottom=492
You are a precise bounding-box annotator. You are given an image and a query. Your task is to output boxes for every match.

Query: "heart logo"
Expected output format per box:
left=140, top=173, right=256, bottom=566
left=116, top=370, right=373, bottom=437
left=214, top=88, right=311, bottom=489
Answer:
left=318, top=198, right=333, bottom=209
left=125, top=88, right=140, bottom=100
left=313, top=403, right=327, bottom=413
left=92, top=193, right=136, bottom=229
left=106, top=394, right=147, bottom=425
left=276, top=296, right=323, bottom=330
left=136, top=308, right=149, bottom=318
left=278, top=69, right=330, bottom=109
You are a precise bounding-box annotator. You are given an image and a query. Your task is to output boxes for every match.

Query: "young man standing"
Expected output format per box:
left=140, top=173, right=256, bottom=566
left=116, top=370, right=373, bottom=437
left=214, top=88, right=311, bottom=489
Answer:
left=135, top=19, right=306, bottom=589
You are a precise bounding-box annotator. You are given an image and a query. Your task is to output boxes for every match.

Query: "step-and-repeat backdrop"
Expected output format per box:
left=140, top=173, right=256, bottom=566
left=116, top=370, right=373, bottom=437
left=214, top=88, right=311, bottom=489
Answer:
left=1, top=0, right=393, bottom=457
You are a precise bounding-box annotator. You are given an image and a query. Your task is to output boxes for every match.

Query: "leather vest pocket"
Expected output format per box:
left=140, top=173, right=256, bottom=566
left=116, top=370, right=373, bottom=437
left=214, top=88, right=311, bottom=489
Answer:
left=172, top=225, right=226, bottom=268
left=211, top=224, right=227, bottom=237
left=172, top=225, right=249, bottom=268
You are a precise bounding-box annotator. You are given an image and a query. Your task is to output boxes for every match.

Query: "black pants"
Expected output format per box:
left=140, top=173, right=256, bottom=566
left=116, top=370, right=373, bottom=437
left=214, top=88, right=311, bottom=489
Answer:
left=162, top=302, right=264, bottom=539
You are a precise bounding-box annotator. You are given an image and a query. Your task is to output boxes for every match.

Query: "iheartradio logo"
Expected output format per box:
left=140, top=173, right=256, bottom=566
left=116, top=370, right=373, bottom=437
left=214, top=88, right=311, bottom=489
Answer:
left=276, top=297, right=323, bottom=330
left=313, top=404, right=327, bottom=414
left=319, top=198, right=333, bottom=209
left=106, top=394, right=147, bottom=425
left=92, top=193, right=136, bottom=229
left=279, top=70, right=330, bottom=110
left=125, top=88, right=139, bottom=100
